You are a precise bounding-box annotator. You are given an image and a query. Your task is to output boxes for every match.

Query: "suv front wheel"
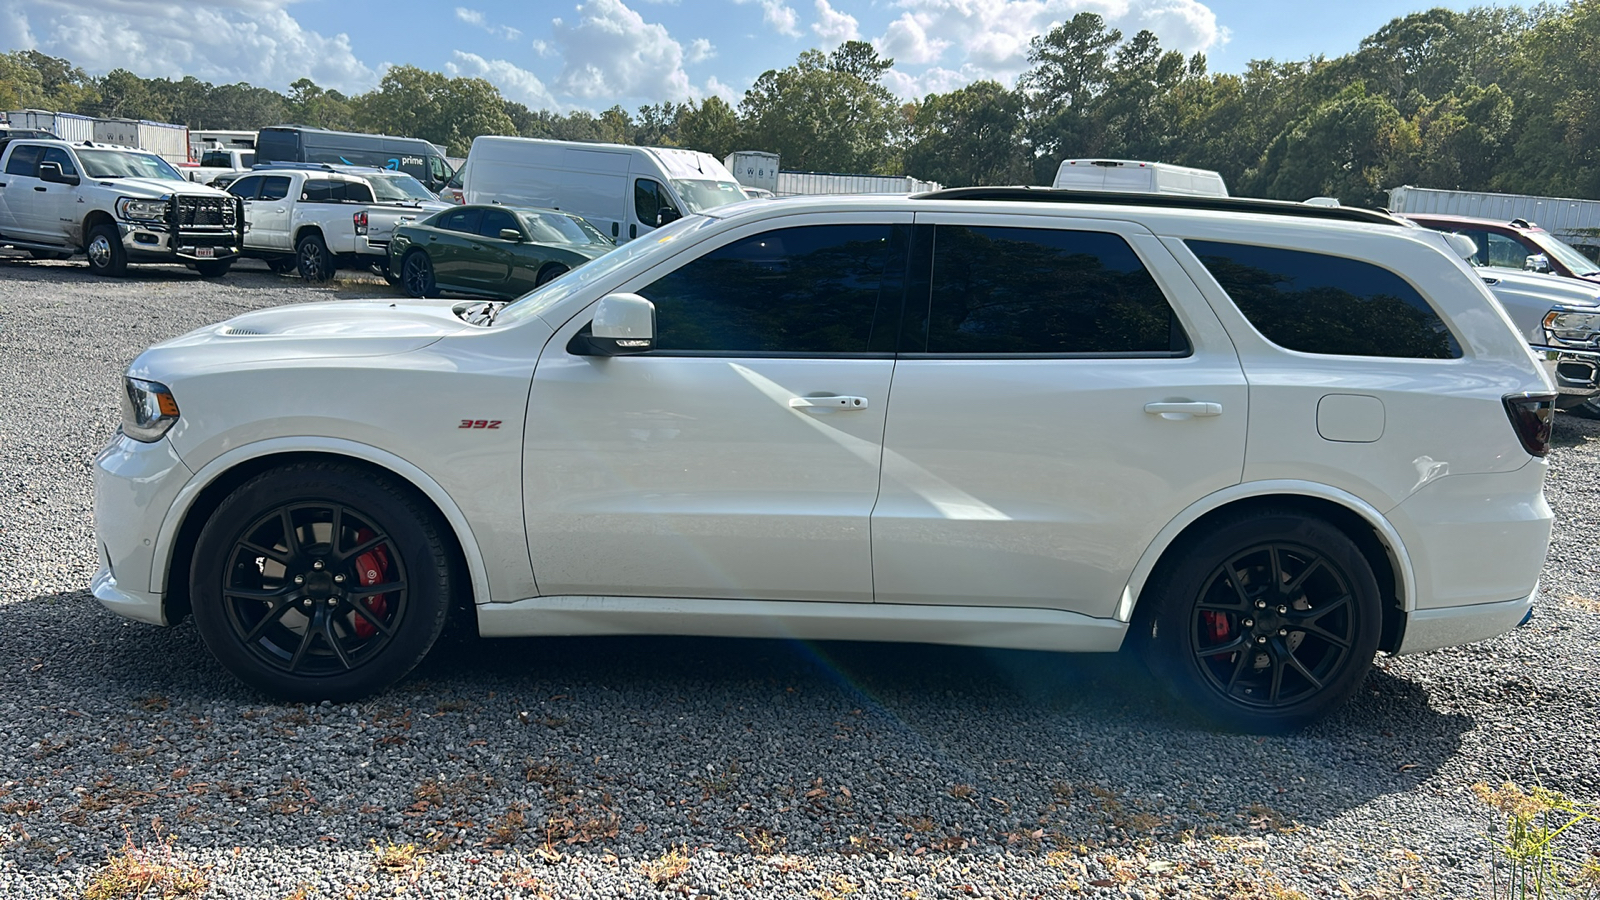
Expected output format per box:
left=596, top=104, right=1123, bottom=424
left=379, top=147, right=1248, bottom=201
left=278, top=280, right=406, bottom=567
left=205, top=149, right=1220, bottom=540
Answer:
left=189, top=462, right=455, bottom=701
left=1135, top=511, right=1383, bottom=733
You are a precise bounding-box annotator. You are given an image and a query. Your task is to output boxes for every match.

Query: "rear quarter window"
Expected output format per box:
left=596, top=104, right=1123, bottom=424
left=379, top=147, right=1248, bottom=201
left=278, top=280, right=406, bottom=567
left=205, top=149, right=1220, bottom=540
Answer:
left=1187, top=240, right=1462, bottom=359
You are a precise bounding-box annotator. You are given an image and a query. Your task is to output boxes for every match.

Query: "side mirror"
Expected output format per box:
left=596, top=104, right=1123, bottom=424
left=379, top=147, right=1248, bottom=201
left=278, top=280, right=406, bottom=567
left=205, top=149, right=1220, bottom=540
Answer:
left=1442, top=233, right=1478, bottom=261
left=499, top=228, right=523, bottom=242
left=1525, top=253, right=1552, bottom=274
left=656, top=207, right=681, bottom=227
left=38, top=162, right=79, bottom=186
left=579, top=293, right=655, bottom=356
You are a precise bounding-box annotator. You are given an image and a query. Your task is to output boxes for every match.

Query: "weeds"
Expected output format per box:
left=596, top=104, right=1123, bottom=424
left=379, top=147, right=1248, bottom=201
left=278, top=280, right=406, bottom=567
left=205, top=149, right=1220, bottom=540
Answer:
left=1475, top=781, right=1600, bottom=899
left=81, top=826, right=208, bottom=900
left=369, top=839, right=426, bottom=881
left=641, top=844, right=691, bottom=886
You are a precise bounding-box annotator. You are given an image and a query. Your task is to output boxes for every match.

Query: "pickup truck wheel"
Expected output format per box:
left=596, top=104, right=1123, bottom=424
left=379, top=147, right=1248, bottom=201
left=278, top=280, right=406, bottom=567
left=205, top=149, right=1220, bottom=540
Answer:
left=400, top=250, right=437, bottom=298
left=296, top=234, right=335, bottom=284
left=28, top=249, right=71, bottom=261
left=195, top=259, right=233, bottom=278
left=189, top=461, right=455, bottom=701
left=266, top=257, right=297, bottom=274
left=85, top=224, right=128, bottom=277
left=1134, top=510, right=1382, bottom=733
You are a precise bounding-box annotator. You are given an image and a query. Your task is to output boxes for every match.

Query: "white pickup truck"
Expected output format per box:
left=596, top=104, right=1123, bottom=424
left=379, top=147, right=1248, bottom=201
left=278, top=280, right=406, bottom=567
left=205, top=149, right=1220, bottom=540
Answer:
left=0, top=137, right=243, bottom=276
left=180, top=147, right=256, bottom=186
left=225, top=165, right=448, bottom=281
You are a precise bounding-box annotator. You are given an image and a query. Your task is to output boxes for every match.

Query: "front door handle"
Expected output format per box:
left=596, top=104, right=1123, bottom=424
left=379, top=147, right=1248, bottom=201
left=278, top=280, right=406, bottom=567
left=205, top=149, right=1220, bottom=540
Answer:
left=34, top=186, right=46, bottom=192
left=1144, top=401, right=1222, bottom=418
left=789, top=396, right=869, bottom=411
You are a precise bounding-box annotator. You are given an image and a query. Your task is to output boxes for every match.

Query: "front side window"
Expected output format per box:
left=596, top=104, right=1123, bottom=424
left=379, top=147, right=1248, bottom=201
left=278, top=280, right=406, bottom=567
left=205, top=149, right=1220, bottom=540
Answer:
left=1456, top=230, right=1529, bottom=269
left=227, top=175, right=264, bottom=200
left=1188, top=240, right=1462, bottom=359
left=258, top=176, right=290, bottom=201
left=638, top=223, right=901, bottom=354
left=633, top=179, right=675, bottom=226
left=921, top=225, right=1188, bottom=355
left=478, top=208, right=520, bottom=239
left=5, top=145, right=43, bottom=176
left=41, top=147, right=77, bottom=177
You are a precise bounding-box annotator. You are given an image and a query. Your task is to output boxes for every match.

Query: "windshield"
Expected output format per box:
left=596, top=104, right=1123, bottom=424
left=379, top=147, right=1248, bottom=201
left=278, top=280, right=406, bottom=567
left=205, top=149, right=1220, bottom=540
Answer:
left=495, top=213, right=716, bottom=326
left=366, top=172, right=437, bottom=202
left=77, top=149, right=184, bottom=181
left=671, top=179, right=748, bottom=214
left=522, top=211, right=612, bottom=247
left=1531, top=233, right=1600, bottom=277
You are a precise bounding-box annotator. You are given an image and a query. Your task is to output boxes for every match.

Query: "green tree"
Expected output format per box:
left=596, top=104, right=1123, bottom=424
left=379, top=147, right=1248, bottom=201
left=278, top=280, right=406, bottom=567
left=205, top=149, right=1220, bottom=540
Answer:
left=739, top=47, right=900, bottom=172
left=1243, top=83, right=1409, bottom=205
left=903, top=81, right=1027, bottom=186
left=1018, top=12, right=1120, bottom=180
left=678, top=97, right=742, bottom=158
left=352, top=65, right=514, bottom=155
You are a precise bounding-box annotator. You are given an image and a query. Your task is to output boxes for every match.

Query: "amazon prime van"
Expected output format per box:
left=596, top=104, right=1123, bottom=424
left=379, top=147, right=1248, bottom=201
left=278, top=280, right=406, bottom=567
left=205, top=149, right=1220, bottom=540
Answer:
left=1053, top=159, right=1228, bottom=197
left=463, top=136, right=748, bottom=243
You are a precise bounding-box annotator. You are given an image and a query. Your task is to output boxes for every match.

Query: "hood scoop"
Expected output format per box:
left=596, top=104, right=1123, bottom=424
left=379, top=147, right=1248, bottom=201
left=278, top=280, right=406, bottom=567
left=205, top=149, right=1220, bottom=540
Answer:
left=220, top=325, right=269, bottom=336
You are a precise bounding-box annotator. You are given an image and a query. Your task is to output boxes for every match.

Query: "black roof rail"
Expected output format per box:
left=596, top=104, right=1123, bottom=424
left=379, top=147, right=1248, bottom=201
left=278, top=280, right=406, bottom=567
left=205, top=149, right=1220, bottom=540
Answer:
left=913, top=186, right=1409, bottom=227
left=249, top=162, right=338, bottom=172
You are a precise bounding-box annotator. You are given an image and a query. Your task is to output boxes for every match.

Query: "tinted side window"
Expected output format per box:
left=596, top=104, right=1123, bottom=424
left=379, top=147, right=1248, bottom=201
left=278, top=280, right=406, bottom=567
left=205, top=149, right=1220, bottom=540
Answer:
left=634, top=179, right=674, bottom=225
left=302, top=179, right=333, bottom=202
left=479, top=208, right=519, bottom=239
left=436, top=208, right=482, bottom=234
left=638, top=224, right=899, bottom=354
left=5, top=145, right=42, bottom=176
left=1187, top=240, right=1462, bottom=359
left=258, top=176, right=290, bottom=201
left=41, top=147, right=76, bottom=177
left=923, top=225, right=1188, bottom=355
left=228, top=175, right=263, bottom=199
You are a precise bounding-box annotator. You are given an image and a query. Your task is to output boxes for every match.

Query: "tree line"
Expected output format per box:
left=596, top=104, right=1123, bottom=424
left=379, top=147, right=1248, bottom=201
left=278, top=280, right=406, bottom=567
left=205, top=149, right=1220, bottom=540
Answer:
left=4, top=3, right=1600, bottom=206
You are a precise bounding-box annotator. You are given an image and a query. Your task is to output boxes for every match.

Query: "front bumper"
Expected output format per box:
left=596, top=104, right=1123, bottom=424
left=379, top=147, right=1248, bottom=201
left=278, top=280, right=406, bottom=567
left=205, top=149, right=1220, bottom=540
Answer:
left=1534, top=346, right=1600, bottom=403
left=93, top=431, right=193, bottom=626
left=119, top=221, right=242, bottom=264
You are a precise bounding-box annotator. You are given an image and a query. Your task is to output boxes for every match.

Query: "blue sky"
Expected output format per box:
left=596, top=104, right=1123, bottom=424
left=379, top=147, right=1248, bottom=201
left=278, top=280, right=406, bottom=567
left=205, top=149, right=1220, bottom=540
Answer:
left=1, top=0, right=1536, bottom=111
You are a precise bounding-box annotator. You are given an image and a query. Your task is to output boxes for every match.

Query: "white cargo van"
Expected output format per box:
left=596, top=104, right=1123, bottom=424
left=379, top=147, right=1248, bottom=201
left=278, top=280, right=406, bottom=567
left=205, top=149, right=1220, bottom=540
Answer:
left=1053, top=159, right=1228, bottom=197
left=464, top=136, right=748, bottom=242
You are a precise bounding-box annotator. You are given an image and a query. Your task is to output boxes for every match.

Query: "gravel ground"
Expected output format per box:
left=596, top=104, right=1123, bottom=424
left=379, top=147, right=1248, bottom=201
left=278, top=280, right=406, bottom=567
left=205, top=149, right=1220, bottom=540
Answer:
left=1, top=253, right=1598, bottom=899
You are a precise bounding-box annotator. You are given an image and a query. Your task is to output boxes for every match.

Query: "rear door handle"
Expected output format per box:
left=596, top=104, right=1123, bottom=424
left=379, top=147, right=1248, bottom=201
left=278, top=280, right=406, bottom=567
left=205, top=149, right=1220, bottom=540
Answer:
left=789, top=395, right=869, bottom=410
left=1144, top=401, right=1222, bottom=418
left=34, top=186, right=46, bottom=192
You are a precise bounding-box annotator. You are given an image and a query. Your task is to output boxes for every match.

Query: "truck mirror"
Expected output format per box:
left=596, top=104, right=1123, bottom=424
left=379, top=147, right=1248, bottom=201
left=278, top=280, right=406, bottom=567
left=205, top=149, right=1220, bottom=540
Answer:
left=656, top=207, right=681, bottom=227
left=38, top=162, right=79, bottom=186
left=1525, top=253, right=1552, bottom=274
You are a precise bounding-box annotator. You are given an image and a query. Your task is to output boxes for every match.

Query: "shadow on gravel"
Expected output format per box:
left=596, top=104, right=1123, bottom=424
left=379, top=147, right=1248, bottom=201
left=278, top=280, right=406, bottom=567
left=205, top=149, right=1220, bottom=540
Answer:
left=3, top=588, right=1473, bottom=875
left=0, top=253, right=396, bottom=300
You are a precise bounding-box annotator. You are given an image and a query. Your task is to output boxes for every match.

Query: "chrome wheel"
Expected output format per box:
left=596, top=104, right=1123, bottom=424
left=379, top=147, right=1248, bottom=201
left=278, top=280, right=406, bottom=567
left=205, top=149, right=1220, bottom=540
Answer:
left=87, top=235, right=112, bottom=269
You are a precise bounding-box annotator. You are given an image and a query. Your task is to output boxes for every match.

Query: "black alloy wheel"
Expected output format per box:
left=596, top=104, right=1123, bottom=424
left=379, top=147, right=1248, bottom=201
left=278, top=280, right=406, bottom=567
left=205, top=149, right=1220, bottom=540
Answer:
left=401, top=250, right=437, bottom=298
left=1137, top=511, right=1382, bottom=733
left=534, top=263, right=569, bottom=287
left=190, top=462, right=454, bottom=701
left=296, top=233, right=335, bottom=283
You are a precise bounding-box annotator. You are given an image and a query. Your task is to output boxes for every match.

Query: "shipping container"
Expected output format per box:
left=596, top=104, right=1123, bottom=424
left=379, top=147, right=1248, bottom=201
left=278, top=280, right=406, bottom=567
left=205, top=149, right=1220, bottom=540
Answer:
left=775, top=170, right=942, bottom=196
left=724, top=150, right=780, bottom=193
left=5, top=109, right=96, bottom=142
left=1388, top=186, right=1600, bottom=247
left=92, top=118, right=191, bottom=164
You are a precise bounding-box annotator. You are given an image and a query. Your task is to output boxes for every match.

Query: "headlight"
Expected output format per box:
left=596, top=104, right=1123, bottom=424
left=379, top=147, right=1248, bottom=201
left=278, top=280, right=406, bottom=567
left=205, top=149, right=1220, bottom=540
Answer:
left=121, top=377, right=180, bottom=442
left=1542, top=309, right=1600, bottom=346
left=115, top=197, right=169, bottom=223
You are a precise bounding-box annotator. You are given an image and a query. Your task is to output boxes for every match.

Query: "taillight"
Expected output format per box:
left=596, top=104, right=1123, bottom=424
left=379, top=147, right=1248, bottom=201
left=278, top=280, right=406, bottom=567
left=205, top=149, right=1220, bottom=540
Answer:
left=1503, top=392, right=1556, bottom=457
left=353, top=211, right=368, bottom=235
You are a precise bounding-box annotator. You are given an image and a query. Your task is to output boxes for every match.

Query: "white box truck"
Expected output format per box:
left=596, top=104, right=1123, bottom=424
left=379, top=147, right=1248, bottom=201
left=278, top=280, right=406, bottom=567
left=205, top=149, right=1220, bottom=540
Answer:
left=5, top=109, right=95, bottom=142
left=774, top=171, right=942, bottom=196
left=1052, top=159, right=1228, bottom=197
left=724, top=150, right=780, bottom=194
left=463, top=136, right=748, bottom=242
left=91, top=118, right=191, bottom=165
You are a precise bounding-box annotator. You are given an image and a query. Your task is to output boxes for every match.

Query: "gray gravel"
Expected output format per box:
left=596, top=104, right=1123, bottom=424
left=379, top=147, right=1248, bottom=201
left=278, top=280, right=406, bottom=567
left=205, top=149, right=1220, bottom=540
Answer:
left=2, top=252, right=1598, bottom=899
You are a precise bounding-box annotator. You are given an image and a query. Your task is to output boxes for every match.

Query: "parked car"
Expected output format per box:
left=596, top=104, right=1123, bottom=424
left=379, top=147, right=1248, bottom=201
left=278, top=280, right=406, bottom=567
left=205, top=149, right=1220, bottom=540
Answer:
left=1475, top=265, right=1600, bottom=417
left=93, top=189, right=1554, bottom=733
left=387, top=204, right=613, bottom=300
left=1400, top=213, right=1600, bottom=284
left=226, top=164, right=448, bottom=281
left=0, top=138, right=242, bottom=276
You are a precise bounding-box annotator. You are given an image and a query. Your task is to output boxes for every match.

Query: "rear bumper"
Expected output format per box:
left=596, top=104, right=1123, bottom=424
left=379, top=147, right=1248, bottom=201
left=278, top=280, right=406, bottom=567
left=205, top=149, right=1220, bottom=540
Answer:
left=1396, top=587, right=1536, bottom=655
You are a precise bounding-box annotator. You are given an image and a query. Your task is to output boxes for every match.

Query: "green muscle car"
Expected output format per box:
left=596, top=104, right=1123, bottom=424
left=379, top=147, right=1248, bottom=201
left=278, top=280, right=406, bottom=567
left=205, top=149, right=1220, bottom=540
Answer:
left=387, top=204, right=614, bottom=300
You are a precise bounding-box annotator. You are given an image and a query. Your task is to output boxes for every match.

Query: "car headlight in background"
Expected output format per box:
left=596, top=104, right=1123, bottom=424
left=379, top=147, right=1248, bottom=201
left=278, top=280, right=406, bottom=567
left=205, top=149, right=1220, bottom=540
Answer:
left=1542, top=308, right=1600, bottom=347
left=121, top=377, right=179, bottom=442
left=115, top=197, right=169, bottom=223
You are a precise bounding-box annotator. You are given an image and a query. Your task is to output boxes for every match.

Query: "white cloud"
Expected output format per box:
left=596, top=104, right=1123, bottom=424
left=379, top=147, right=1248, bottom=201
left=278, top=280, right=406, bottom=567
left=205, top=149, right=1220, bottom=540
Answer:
left=733, top=0, right=799, bottom=37
left=870, top=0, right=1227, bottom=97
left=704, top=75, right=739, bottom=104
left=455, top=6, right=521, bottom=40
left=811, top=0, right=857, bottom=47
left=687, top=37, right=714, bottom=63
left=5, top=0, right=375, bottom=93
left=446, top=50, right=561, bottom=110
left=551, top=0, right=695, bottom=103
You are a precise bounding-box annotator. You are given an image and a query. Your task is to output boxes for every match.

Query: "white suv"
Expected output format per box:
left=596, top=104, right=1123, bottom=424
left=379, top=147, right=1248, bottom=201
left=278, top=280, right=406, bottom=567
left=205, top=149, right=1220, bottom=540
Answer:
left=93, top=189, right=1556, bottom=732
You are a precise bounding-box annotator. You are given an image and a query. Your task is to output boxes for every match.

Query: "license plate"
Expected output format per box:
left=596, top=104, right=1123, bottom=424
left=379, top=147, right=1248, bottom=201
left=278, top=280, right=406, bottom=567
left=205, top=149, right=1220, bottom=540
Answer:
left=195, top=247, right=214, bottom=258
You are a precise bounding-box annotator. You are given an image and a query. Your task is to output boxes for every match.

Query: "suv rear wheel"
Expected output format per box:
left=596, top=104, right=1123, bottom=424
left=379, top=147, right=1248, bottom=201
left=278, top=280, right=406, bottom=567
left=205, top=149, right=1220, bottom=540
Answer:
left=189, top=462, right=455, bottom=701
left=1135, top=511, right=1382, bottom=733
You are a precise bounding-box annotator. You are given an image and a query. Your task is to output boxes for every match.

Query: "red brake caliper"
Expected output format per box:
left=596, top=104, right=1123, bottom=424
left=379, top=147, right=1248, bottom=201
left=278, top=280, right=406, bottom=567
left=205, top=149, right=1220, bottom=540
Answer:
left=1200, top=610, right=1231, bottom=657
left=352, top=527, right=390, bottom=639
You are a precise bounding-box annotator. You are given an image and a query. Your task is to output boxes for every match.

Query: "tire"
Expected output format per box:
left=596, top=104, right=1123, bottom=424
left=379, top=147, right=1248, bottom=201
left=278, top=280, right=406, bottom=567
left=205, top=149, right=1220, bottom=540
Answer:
left=1566, top=397, right=1600, bottom=419
left=28, top=249, right=70, bottom=261
left=1134, top=510, right=1383, bottom=733
left=266, top=257, right=298, bottom=274
left=194, top=259, right=233, bottom=278
left=534, top=263, right=569, bottom=287
left=85, top=223, right=128, bottom=277
left=400, top=250, right=437, bottom=298
left=296, top=233, right=335, bottom=283
left=189, top=461, right=456, bottom=702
